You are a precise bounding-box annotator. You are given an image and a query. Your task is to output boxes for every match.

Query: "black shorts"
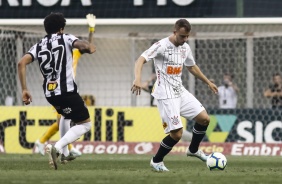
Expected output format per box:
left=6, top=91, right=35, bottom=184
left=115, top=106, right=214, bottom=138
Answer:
left=46, top=92, right=90, bottom=123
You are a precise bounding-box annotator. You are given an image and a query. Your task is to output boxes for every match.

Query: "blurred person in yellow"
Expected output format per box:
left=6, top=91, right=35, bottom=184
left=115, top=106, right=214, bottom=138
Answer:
left=34, top=13, right=96, bottom=157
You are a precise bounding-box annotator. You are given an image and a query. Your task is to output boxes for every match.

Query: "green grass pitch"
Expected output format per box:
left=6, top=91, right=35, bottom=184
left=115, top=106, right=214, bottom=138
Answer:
left=0, top=154, right=282, bottom=184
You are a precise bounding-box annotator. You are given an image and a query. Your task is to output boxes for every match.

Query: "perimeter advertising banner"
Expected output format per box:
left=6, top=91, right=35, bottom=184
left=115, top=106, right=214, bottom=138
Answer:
left=0, top=106, right=186, bottom=153
left=67, top=142, right=282, bottom=156
left=0, top=107, right=281, bottom=155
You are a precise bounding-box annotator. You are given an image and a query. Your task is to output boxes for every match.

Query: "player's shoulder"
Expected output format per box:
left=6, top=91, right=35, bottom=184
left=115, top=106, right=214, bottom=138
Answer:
left=63, top=33, right=75, bottom=37
left=183, top=42, right=192, bottom=49
left=63, top=33, right=78, bottom=39
left=150, top=38, right=168, bottom=50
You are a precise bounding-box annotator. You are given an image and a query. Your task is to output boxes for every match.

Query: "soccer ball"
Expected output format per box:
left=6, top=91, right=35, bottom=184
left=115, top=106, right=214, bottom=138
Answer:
left=206, top=152, right=227, bottom=171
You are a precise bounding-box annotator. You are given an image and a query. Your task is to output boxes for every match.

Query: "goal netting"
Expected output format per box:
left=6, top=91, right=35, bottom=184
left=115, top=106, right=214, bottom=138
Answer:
left=0, top=18, right=281, bottom=108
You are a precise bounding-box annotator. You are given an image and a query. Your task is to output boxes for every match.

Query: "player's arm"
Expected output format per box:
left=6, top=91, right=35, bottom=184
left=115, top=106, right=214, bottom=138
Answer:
left=73, top=40, right=96, bottom=54
left=230, top=82, right=240, bottom=93
left=131, top=56, right=147, bottom=95
left=263, top=88, right=280, bottom=97
left=263, top=88, right=272, bottom=97
left=18, top=54, right=33, bottom=105
left=187, top=65, right=218, bottom=94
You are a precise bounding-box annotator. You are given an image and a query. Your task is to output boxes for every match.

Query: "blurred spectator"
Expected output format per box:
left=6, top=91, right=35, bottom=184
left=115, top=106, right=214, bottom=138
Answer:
left=263, top=73, right=282, bottom=109
left=5, top=95, right=13, bottom=106
left=217, top=73, right=239, bottom=109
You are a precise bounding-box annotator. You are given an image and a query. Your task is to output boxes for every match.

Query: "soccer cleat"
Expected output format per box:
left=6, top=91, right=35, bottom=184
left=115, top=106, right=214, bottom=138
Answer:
left=150, top=158, right=169, bottom=172
left=60, top=153, right=76, bottom=164
left=35, top=140, right=46, bottom=156
left=45, top=144, right=60, bottom=170
left=69, top=147, right=82, bottom=157
left=186, top=149, right=208, bottom=162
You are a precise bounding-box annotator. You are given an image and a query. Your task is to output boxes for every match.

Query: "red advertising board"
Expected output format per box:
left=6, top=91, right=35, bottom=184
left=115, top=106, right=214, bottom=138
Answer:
left=33, top=142, right=282, bottom=156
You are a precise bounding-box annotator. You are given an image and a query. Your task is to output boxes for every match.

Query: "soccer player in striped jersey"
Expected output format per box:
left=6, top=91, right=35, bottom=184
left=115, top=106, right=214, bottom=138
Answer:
left=34, top=14, right=96, bottom=158
left=131, top=19, right=218, bottom=172
left=18, top=12, right=96, bottom=170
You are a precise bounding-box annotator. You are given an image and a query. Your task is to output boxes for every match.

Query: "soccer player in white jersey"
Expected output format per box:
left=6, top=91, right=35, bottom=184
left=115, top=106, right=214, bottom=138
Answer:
left=131, top=19, right=218, bottom=172
left=18, top=12, right=96, bottom=170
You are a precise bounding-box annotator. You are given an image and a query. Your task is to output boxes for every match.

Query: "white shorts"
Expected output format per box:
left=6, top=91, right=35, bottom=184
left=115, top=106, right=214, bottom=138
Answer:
left=156, top=90, right=205, bottom=134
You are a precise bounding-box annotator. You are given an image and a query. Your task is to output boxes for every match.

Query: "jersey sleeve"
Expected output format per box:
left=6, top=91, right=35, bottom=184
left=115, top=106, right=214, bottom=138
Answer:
left=141, top=41, right=163, bottom=62
left=184, top=45, right=196, bottom=66
left=66, top=34, right=79, bottom=48
left=27, top=44, right=38, bottom=62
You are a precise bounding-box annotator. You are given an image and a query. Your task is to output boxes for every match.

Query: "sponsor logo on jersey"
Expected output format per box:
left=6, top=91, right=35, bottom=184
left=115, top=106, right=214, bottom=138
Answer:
left=166, top=66, right=182, bottom=75
left=47, top=81, right=58, bottom=91
left=157, top=70, right=161, bottom=86
left=172, top=86, right=182, bottom=96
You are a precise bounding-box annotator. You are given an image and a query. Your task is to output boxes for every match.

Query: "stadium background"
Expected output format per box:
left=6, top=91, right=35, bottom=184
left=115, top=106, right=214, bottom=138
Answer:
left=0, top=0, right=281, bottom=156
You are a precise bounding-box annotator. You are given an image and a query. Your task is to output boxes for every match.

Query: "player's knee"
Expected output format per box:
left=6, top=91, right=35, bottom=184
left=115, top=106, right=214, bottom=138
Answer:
left=202, top=116, right=210, bottom=126
left=82, top=122, right=91, bottom=132
left=170, top=128, right=183, bottom=141
left=198, top=115, right=210, bottom=126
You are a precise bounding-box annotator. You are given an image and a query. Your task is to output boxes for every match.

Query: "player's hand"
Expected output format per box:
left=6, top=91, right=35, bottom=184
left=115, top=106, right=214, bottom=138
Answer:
left=131, top=80, right=142, bottom=95
left=208, top=82, right=218, bottom=94
left=86, top=14, right=96, bottom=28
left=22, top=89, right=32, bottom=105
left=89, top=44, right=96, bottom=53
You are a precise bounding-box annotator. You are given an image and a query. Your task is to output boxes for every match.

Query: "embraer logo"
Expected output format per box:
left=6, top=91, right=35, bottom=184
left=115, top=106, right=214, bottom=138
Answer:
left=0, top=0, right=91, bottom=7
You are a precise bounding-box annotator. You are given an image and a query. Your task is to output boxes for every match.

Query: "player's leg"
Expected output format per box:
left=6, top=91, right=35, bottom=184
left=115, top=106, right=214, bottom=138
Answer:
left=57, top=116, right=78, bottom=164
left=35, top=114, right=60, bottom=155
left=53, top=118, right=90, bottom=166
left=180, top=91, right=209, bottom=161
left=186, top=110, right=209, bottom=161
left=150, top=98, right=182, bottom=172
left=181, top=129, right=193, bottom=142
left=45, top=93, right=91, bottom=169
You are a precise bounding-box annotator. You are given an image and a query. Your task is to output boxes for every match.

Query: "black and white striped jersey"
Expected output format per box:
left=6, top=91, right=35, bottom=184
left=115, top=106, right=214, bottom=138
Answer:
left=28, top=33, right=78, bottom=97
left=141, top=37, right=196, bottom=100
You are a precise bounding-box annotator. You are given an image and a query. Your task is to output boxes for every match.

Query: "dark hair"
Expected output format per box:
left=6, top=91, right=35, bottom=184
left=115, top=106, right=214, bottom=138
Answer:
left=175, top=19, right=191, bottom=32
left=224, top=72, right=233, bottom=78
left=273, top=73, right=281, bottom=78
left=44, top=12, right=66, bottom=34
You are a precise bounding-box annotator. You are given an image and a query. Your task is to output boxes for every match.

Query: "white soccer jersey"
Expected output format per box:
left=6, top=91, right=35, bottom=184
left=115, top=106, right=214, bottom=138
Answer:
left=141, top=37, right=196, bottom=99
left=28, top=33, right=78, bottom=97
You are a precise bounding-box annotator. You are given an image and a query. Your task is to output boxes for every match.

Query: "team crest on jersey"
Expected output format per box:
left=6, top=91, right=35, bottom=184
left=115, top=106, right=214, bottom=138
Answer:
left=47, top=81, right=58, bottom=91
left=62, top=107, right=72, bottom=114
left=170, top=116, right=179, bottom=125
left=163, top=122, right=168, bottom=129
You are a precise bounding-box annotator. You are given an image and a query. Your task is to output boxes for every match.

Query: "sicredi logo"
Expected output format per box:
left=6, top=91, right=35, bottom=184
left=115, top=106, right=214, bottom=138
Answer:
left=206, top=115, right=237, bottom=143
